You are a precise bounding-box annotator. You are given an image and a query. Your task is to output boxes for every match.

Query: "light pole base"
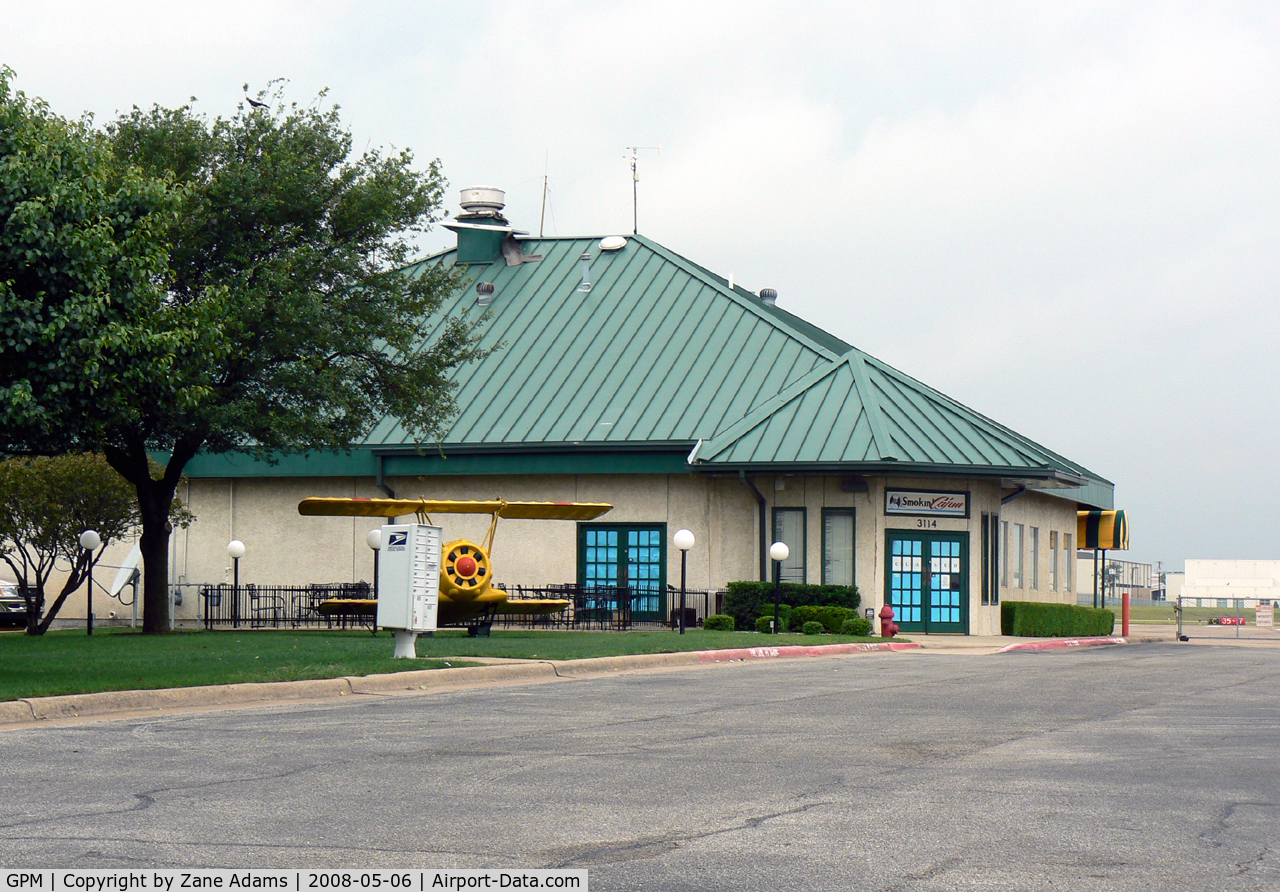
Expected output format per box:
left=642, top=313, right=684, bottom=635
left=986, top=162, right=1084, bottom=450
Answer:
left=392, top=630, right=418, bottom=659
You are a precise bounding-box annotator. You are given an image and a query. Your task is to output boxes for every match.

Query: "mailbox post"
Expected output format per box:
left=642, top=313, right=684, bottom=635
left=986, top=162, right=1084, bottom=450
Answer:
left=375, top=523, right=443, bottom=658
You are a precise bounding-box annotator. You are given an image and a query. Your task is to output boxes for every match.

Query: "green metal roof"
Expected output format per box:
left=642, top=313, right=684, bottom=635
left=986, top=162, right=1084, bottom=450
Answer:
left=366, top=235, right=842, bottom=449
left=184, top=225, right=1110, bottom=505
left=695, top=348, right=1105, bottom=484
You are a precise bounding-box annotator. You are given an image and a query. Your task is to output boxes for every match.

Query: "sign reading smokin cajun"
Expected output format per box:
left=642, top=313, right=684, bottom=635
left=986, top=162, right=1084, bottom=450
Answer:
left=885, top=490, right=969, bottom=518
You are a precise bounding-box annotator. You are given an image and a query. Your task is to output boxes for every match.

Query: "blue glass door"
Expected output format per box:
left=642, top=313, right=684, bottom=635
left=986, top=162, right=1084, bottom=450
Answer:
left=886, top=531, right=968, bottom=633
left=579, top=524, right=667, bottom=622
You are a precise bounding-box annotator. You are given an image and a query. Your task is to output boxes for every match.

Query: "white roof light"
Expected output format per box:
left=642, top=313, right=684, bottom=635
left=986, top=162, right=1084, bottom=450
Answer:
left=599, top=236, right=627, bottom=252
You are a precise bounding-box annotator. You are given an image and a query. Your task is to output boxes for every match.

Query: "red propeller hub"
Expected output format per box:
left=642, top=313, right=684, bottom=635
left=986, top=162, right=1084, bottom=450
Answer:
left=455, top=555, right=479, bottom=578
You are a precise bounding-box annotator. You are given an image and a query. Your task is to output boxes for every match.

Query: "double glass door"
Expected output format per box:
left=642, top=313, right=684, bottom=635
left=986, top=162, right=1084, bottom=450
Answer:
left=886, top=531, right=968, bottom=633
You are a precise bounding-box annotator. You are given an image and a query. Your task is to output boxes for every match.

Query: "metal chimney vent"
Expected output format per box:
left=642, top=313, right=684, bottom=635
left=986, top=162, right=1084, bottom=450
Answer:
left=459, top=186, right=506, bottom=214
left=578, top=252, right=593, bottom=293
left=475, top=282, right=495, bottom=306
left=759, top=288, right=778, bottom=306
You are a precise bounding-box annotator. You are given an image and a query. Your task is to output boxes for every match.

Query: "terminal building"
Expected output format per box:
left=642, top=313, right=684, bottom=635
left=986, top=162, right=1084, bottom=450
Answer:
left=161, top=187, right=1114, bottom=636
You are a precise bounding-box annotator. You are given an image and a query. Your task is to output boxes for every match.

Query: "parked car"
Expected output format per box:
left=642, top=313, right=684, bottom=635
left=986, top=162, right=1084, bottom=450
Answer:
left=0, top=582, right=29, bottom=629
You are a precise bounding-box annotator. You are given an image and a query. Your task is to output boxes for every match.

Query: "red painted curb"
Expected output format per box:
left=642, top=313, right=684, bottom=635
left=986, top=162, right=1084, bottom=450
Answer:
left=997, top=636, right=1127, bottom=653
left=696, top=641, right=920, bottom=662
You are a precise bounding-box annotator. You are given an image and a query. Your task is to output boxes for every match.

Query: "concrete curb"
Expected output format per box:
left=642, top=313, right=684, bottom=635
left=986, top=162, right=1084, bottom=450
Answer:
left=997, top=636, right=1128, bottom=653
left=0, top=640, right=917, bottom=727
left=694, top=641, right=920, bottom=661
left=20, top=677, right=355, bottom=721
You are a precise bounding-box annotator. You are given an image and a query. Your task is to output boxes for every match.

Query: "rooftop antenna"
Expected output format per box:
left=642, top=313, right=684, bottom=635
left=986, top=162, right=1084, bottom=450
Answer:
left=624, top=143, right=661, bottom=235
left=539, top=150, right=549, bottom=238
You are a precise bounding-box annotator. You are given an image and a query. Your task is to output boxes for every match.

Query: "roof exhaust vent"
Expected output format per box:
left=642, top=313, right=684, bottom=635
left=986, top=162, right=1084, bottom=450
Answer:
left=759, top=288, right=778, bottom=306
left=475, top=282, right=495, bottom=306
left=577, top=252, right=592, bottom=293
left=458, top=186, right=506, bottom=216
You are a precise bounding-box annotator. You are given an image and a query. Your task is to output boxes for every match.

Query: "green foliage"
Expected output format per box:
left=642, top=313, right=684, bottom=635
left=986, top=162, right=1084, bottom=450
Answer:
left=724, top=581, right=859, bottom=633
left=801, top=621, right=824, bottom=635
left=0, top=454, right=150, bottom=633
left=0, top=69, right=485, bottom=631
left=1000, top=601, right=1115, bottom=637
left=0, top=67, right=206, bottom=456
left=703, top=614, right=734, bottom=631
left=755, top=615, right=780, bottom=633
left=788, top=605, right=857, bottom=633
left=840, top=617, right=873, bottom=637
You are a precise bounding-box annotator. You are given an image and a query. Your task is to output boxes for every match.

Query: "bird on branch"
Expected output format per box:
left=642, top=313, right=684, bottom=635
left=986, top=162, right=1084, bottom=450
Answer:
left=245, top=97, right=268, bottom=109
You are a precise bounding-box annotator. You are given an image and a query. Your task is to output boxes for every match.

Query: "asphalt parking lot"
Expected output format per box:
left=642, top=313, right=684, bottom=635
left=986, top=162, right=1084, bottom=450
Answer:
left=1, top=642, right=1277, bottom=891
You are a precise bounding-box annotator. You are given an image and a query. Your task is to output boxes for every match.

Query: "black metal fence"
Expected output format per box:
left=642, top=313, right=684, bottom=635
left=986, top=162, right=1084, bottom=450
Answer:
left=197, top=582, right=725, bottom=631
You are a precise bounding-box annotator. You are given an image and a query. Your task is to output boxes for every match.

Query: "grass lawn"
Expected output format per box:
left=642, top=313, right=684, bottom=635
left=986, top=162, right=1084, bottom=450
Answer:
left=0, top=627, right=888, bottom=701
left=1127, top=604, right=1262, bottom=624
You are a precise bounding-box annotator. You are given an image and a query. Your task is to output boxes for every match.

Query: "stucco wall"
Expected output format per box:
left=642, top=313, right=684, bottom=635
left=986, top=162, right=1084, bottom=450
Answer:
left=32, top=471, right=1081, bottom=634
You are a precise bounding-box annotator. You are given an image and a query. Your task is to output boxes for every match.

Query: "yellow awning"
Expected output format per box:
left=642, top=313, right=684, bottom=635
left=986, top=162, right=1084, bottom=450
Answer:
left=1077, top=510, right=1128, bottom=550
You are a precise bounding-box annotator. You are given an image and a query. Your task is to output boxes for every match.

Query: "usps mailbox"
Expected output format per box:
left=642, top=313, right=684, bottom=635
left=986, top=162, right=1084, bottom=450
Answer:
left=376, top=523, right=442, bottom=657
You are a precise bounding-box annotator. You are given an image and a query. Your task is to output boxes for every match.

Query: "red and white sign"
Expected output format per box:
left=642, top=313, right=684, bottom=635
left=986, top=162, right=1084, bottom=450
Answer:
left=1255, top=604, right=1274, bottom=628
left=885, top=490, right=969, bottom=517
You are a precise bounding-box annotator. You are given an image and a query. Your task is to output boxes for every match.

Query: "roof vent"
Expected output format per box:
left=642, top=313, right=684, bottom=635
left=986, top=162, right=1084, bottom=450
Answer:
left=600, top=236, right=627, bottom=252
left=578, top=252, right=592, bottom=293
left=459, top=186, right=506, bottom=215
left=759, top=288, right=778, bottom=306
left=475, top=281, right=495, bottom=306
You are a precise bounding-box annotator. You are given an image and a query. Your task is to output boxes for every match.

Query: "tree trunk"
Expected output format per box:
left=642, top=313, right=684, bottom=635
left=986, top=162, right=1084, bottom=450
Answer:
left=105, top=437, right=200, bottom=635
left=138, top=501, right=173, bottom=634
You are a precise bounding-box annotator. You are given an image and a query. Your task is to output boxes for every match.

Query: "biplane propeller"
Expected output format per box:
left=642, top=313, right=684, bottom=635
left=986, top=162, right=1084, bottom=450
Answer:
left=297, top=498, right=612, bottom=631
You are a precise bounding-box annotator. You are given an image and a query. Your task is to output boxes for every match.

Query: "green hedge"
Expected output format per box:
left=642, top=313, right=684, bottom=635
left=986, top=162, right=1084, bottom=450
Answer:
left=840, top=616, right=872, bottom=637
left=703, top=614, right=734, bottom=631
left=787, top=605, right=857, bottom=633
left=801, top=621, right=824, bottom=635
left=1000, top=601, right=1115, bottom=637
left=724, top=581, right=859, bottom=633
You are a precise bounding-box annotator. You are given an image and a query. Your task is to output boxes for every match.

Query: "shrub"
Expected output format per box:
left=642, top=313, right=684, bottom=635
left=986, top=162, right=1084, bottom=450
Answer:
left=755, top=615, right=782, bottom=633
left=801, top=621, right=824, bottom=635
left=840, top=617, right=872, bottom=637
left=788, top=605, right=855, bottom=633
left=1000, top=601, right=1115, bottom=637
left=703, top=614, right=734, bottom=631
left=724, top=581, right=859, bottom=633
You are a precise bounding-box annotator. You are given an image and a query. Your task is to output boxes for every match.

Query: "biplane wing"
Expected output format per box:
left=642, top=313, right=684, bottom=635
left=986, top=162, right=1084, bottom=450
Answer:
left=492, top=598, right=572, bottom=616
left=297, top=497, right=612, bottom=521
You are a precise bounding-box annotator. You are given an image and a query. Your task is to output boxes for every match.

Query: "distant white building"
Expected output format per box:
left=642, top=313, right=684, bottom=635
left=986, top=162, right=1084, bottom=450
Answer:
left=1075, top=554, right=1153, bottom=603
left=1181, top=560, right=1280, bottom=607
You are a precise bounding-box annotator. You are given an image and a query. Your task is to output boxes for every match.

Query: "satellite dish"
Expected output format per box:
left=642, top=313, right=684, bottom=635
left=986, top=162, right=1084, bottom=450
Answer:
left=109, top=544, right=142, bottom=597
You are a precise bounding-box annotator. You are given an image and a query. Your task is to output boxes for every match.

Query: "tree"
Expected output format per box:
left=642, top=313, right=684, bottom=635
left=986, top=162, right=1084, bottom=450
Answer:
left=1, top=72, right=483, bottom=632
left=0, top=454, right=139, bottom=634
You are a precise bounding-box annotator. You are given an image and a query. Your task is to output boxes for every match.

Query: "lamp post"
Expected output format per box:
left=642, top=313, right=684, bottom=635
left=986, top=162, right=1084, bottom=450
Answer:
left=769, top=541, right=790, bottom=635
left=674, top=529, right=695, bottom=635
left=367, top=528, right=382, bottom=602
left=80, top=529, right=101, bottom=635
left=227, top=539, right=245, bottom=629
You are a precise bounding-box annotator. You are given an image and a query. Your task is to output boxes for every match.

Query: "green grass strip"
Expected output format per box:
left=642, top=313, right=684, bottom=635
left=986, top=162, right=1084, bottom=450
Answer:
left=0, top=627, right=888, bottom=701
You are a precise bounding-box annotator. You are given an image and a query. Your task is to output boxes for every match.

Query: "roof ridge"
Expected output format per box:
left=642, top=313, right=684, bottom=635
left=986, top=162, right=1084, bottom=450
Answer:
left=629, top=235, right=848, bottom=361
left=855, top=350, right=1111, bottom=483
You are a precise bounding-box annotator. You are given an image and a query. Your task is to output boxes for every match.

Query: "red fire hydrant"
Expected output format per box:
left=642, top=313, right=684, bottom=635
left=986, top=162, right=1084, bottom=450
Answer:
left=878, top=604, right=899, bottom=638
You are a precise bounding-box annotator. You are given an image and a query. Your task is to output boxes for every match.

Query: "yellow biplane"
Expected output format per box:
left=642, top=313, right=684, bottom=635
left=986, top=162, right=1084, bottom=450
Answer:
left=297, top=497, right=611, bottom=633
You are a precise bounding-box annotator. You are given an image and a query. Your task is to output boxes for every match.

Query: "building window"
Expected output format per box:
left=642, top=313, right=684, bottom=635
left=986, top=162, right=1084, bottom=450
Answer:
left=1013, top=523, right=1025, bottom=588
left=578, top=523, right=666, bottom=621
left=1049, top=531, right=1059, bottom=591
left=1064, top=534, right=1073, bottom=591
left=772, top=508, right=806, bottom=583
left=821, top=509, right=854, bottom=586
left=1030, top=527, right=1040, bottom=590
left=990, top=513, right=999, bottom=605
left=1001, top=521, right=1010, bottom=588
left=982, top=512, right=1000, bottom=606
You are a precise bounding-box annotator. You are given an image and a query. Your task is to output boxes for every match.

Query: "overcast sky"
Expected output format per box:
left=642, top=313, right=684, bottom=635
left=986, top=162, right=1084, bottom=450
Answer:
left=4, top=1, right=1278, bottom=571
